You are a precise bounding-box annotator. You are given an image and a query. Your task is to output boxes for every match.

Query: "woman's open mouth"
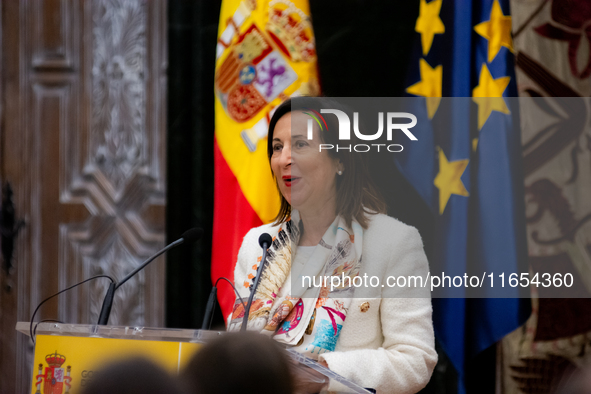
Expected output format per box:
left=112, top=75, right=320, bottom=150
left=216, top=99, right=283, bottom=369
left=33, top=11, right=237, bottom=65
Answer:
left=282, top=176, right=300, bottom=187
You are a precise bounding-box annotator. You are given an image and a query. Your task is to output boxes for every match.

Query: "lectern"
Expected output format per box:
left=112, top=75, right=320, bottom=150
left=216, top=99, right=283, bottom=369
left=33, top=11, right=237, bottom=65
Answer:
left=17, top=322, right=372, bottom=393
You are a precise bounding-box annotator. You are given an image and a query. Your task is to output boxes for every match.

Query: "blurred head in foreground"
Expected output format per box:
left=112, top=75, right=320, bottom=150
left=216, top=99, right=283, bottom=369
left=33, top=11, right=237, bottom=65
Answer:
left=555, top=363, right=591, bottom=394
left=80, top=357, right=183, bottom=394
left=180, top=331, right=294, bottom=394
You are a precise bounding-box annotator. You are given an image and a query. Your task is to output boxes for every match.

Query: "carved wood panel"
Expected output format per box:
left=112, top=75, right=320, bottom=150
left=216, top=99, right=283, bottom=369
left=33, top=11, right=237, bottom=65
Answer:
left=0, top=1, right=167, bottom=392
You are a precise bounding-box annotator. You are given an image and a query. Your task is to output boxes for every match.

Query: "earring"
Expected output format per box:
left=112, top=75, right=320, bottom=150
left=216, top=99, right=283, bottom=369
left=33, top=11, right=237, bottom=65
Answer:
left=337, top=170, right=343, bottom=175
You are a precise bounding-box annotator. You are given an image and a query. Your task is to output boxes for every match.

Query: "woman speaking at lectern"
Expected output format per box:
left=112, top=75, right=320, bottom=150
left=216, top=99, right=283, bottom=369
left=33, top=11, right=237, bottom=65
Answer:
left=228, top=98, right=437, bottom=393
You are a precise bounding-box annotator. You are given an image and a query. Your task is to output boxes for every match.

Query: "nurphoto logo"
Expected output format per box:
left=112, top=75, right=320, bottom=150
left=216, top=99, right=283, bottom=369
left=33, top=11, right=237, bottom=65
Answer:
left=304, top=108, right=418, bottom=153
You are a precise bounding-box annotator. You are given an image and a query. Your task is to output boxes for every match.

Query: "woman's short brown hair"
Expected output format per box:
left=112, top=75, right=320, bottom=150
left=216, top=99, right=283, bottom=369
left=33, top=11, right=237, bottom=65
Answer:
left=267, top=97, right=386, bottom=229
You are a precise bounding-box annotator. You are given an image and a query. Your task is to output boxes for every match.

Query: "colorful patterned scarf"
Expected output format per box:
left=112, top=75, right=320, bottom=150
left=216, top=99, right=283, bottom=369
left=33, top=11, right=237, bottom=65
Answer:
left=229, top=211, right=363, bottom=358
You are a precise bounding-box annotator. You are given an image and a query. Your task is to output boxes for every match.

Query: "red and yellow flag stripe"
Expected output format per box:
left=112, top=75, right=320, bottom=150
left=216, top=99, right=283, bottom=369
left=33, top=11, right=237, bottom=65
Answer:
left=213, top=0, right=319, bottom=319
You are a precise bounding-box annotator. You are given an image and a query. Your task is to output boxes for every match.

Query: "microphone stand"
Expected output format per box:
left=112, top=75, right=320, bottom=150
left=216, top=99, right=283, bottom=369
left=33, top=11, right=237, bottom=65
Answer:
left=96, top=227, right=203, bottom=326
left=97, top=240, right=184, bottom=325
left=241, top=234, right=272, bottom=331
left=200, top=277, right=246, bottom=330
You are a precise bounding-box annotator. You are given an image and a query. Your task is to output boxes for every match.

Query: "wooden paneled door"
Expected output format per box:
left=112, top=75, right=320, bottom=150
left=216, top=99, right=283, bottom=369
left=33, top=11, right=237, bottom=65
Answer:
left=0, top=1, right=167, bottom=391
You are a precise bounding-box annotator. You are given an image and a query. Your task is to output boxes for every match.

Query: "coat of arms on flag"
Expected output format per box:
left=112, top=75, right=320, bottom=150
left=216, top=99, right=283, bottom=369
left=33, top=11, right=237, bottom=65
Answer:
left=213, top=0, right=320, bottom=320
left=215, top=0, right=318, bottom=151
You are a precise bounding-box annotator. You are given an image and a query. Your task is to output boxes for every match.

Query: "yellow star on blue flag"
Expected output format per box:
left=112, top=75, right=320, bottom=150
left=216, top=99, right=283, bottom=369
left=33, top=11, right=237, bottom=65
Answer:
left=401, top=0, right=529, bottom=391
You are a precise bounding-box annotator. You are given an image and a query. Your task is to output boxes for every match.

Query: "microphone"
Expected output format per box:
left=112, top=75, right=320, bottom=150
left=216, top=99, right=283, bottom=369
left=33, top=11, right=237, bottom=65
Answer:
left=259, top=233, right=273, bottom=249
left=241, top=233, right=273, bottom=331
left=201, top=234, right=273, bottom=330
left=200, top=277, right=246, bottom=330
left=180, top=227, right=204, bottom=244
left=97, top=227, right=204, bottom=325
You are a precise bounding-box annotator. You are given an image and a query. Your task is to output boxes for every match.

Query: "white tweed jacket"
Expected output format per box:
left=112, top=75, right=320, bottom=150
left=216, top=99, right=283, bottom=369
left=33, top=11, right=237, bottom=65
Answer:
left=231, top=213, right=437, bottom=394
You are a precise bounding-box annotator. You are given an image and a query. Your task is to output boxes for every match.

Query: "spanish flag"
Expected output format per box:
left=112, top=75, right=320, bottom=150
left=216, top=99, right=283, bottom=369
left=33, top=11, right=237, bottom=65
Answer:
left=213, top=0, right=319, bottom=320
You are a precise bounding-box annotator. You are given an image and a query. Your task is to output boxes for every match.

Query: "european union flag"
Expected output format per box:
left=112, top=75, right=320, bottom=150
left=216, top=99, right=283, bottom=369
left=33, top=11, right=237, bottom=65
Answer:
left=401, top=0, right=530, bottom=390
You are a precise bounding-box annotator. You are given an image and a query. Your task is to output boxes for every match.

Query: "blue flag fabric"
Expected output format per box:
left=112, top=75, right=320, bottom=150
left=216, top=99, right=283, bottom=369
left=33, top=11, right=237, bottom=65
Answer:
left=401, top=0, right=530, bottom=388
